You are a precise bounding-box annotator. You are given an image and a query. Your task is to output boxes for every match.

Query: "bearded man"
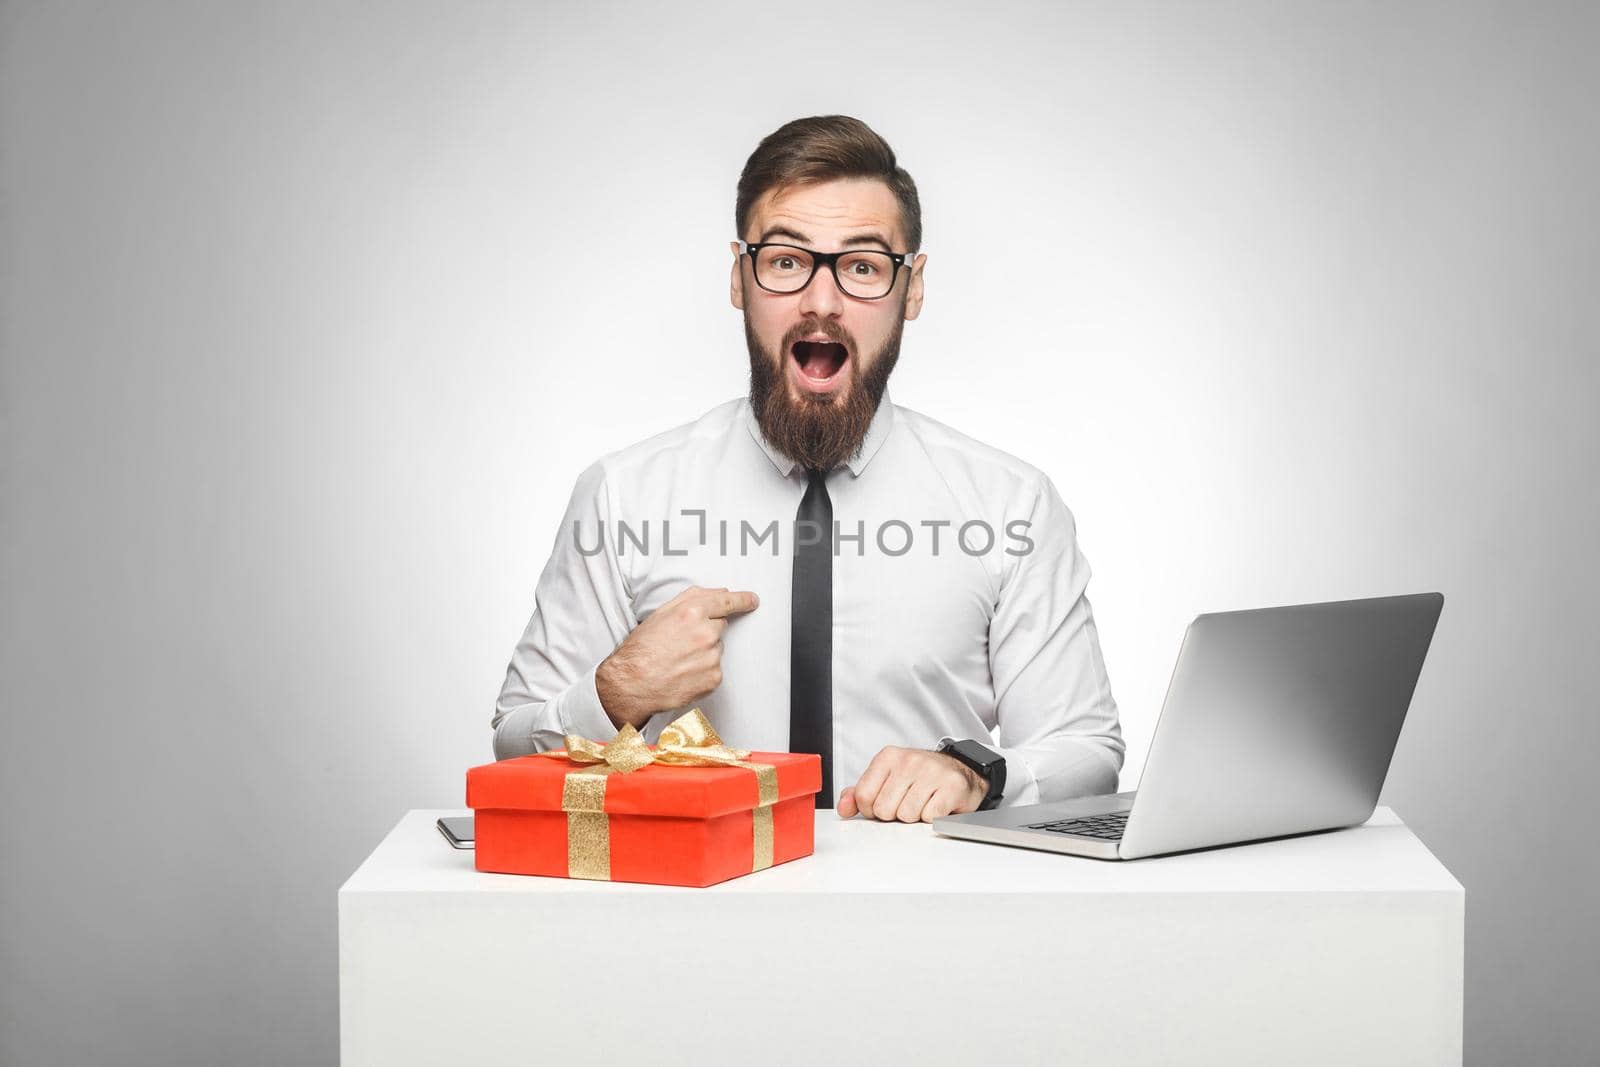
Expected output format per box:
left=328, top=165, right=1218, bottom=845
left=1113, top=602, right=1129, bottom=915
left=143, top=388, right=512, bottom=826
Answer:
left=492, top=115, right=1123, bottom=822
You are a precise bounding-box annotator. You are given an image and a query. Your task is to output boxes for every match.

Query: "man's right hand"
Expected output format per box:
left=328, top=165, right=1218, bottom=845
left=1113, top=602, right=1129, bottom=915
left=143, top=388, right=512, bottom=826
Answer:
left=595, top=585, right=760, bottom=730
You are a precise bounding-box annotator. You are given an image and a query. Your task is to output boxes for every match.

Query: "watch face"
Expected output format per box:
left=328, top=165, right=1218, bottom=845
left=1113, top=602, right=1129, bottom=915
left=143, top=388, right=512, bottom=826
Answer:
left=951, top=740, right=999, bottom=771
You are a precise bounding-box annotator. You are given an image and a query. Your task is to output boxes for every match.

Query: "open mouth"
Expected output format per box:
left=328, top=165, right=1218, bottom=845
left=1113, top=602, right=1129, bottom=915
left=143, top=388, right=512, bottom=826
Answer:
left=791, top=340, right=849, bottom=384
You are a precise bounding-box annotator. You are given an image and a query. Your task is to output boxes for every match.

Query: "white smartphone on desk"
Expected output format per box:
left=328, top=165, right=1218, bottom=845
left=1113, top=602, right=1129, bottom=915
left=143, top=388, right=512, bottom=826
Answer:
left=436, top=816, right=474, bottom=849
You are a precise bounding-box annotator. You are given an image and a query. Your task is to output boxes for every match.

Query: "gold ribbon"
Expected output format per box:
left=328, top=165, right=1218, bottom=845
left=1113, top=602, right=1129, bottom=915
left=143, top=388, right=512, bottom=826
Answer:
left=539, top=708, right=779, bottom=880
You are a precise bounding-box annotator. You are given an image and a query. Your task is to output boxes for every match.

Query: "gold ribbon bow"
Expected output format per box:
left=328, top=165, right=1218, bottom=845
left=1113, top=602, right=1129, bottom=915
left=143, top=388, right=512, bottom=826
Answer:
left=539, top=708, right=780, bottom=880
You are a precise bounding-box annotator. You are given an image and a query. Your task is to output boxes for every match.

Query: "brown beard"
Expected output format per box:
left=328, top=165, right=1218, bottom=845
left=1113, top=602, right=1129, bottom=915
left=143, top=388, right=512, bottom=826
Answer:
left=745, top=307, right=904, bottom=472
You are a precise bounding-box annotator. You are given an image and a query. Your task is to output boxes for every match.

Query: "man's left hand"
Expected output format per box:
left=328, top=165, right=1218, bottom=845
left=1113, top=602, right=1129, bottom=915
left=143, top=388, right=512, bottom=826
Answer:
left=837, top=746, right=988, bottom=822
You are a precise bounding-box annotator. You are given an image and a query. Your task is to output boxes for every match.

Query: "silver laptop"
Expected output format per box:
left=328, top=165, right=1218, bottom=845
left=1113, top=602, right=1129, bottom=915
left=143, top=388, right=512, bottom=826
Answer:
left=933, top=592, right=1444, bottom=860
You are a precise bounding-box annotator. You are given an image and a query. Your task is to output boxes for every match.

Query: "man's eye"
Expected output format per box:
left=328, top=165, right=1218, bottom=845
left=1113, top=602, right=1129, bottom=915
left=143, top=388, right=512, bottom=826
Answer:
left=773, top=256, right=800, bottom=270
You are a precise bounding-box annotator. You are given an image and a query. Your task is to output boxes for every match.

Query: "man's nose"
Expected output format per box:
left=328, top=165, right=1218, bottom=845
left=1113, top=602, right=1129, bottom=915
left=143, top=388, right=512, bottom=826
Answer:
left=796, top=259, right=846, bottom=318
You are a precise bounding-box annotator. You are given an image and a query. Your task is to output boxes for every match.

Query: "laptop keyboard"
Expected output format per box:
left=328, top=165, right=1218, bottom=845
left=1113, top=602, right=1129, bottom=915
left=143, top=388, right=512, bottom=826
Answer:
left=1024, top=810, right=1130, bottom=840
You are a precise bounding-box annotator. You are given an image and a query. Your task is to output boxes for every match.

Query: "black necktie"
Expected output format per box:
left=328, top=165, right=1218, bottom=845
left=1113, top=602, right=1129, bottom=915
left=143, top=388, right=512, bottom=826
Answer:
left=790, top=467, right=834, bottom=808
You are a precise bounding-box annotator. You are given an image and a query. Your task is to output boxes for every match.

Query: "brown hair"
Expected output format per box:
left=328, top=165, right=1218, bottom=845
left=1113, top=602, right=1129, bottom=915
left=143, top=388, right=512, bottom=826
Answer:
left=735, top=115, right=923, bottom=252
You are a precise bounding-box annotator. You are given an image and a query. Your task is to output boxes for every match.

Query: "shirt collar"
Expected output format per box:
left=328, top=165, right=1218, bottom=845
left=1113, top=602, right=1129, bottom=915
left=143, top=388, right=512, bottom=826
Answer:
left=744, top=385, right=896, bottom=479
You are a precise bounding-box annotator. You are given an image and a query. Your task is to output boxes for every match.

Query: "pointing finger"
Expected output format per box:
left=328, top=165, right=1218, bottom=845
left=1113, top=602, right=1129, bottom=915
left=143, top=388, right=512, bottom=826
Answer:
left=705, top=589, right=760, bottom=619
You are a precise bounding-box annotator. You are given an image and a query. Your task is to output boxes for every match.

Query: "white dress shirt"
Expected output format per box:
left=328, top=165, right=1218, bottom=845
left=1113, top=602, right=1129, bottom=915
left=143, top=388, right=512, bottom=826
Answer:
left=492, top=386, right=1124, bottom=808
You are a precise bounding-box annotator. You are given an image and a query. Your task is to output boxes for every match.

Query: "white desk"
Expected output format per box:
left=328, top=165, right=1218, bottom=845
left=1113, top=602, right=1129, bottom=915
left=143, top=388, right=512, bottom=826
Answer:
left=340, top=808, right=1462, bottom=1066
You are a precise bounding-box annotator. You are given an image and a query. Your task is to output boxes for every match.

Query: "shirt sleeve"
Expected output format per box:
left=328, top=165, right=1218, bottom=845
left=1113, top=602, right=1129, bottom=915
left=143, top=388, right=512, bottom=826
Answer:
left=983, top=474, right=1125, bottom=806
left=491, top=459, right=638, bottom=759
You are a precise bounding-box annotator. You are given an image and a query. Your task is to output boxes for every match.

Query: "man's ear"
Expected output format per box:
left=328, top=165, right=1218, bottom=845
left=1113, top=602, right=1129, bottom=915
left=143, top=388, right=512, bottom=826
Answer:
left=903, top=253, right=926, bottom=321
left=729, top=241, right=746, bottom=310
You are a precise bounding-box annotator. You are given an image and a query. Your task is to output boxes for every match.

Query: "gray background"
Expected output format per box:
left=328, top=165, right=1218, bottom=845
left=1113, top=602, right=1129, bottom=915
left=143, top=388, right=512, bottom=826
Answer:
left=2, top=1, right=1595, bottom=1063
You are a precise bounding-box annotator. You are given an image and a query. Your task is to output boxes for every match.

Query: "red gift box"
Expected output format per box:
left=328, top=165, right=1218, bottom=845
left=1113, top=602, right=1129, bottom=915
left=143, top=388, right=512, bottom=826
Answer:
left=466, top=709, right=822, bottom=887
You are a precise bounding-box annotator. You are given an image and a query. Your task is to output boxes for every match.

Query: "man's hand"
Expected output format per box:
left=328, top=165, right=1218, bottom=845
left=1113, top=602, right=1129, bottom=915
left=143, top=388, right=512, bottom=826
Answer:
left=595, top=585, right=759, bottom=730
left=837, top=746, right=988, bottom=823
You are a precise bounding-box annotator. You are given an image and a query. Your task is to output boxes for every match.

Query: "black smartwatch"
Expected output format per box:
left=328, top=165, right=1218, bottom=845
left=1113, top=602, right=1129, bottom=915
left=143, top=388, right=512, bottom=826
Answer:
left=938, top=738, right=1006, bottom=811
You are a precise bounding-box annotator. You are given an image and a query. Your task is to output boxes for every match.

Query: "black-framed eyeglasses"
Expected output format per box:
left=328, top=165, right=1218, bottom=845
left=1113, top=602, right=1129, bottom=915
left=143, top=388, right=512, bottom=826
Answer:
left=736, top=240, right=916, bottom=300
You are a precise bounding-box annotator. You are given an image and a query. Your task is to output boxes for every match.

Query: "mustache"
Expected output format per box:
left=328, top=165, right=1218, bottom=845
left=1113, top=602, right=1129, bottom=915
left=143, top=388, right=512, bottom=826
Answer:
left=782, top=320, right=853, bottom=355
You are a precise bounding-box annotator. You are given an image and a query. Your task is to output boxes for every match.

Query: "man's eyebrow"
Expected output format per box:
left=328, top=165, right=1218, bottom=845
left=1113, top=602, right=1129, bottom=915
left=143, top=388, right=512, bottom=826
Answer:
left=757, top=226, right=895, bottom=251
